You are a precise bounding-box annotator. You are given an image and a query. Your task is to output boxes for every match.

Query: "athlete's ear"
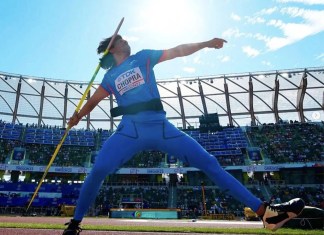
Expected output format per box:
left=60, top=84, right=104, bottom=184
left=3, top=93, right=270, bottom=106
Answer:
left=109, top=47, right=116, bottom=54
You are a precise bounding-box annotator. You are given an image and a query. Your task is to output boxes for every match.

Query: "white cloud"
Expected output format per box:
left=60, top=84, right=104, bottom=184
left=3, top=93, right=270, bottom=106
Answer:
left=316, top=53, right=324, bottom=60
left=262, top=60, right=272, bottom=66
left=183, top=67, right=196, bottom=73
left=253, top=33, right=269, bottom=41
left=267, top=19, right=284, bottom=27
left=246, top=16, right=266, bottom=24
left=259, top=7, right=278, bottom=15
left=220, top=55, right=230, bottom=62
left=266, top=37, right=292, bottom=50
left=224, top=5, right=324, bottom=52
left=222, top=28, right=270, bottom=43
left=231, top=13, right=241, bottom=21
left=222, top=28, right=245, bottom=38
left=265, top=7, right=324, bottom=50
left=242, top=46, right=261, bottom=57
left=276, top=0, right=324, bottom=5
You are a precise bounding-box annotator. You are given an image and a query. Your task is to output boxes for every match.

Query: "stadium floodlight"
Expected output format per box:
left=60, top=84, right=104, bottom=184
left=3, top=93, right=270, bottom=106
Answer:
left=25, top=17, right=125, bottom=213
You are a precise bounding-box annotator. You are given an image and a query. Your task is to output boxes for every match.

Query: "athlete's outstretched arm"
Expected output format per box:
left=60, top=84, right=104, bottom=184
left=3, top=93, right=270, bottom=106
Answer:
left=159, top=38, right=227, bottom=63
left=68, top=86, right=109, bottom=127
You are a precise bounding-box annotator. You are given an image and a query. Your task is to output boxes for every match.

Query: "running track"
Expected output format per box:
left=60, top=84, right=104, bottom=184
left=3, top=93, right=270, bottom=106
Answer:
left=0, top=216, right=263, bottom=235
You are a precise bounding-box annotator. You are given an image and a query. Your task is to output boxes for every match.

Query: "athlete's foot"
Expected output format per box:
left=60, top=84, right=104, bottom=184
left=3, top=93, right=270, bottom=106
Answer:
left=62, top=219, right=82, bottom=235
left=261, top=198, right=305, bottom=231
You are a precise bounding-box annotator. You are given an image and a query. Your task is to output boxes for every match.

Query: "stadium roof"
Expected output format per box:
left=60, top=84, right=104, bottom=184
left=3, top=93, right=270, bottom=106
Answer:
left=0, top=67, right=323, bottom=130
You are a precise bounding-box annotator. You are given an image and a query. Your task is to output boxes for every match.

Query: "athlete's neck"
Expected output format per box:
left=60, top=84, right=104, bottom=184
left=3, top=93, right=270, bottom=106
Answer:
left=114, top=53, right=130, bottom=66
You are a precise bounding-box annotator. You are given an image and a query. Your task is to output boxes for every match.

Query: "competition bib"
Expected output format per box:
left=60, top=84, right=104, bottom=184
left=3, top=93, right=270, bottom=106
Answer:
left=115, top=67, right=145, bottom=95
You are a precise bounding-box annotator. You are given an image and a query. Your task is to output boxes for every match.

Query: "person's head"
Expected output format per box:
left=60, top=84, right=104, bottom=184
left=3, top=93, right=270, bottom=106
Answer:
left=97, top=35, right=122, bottom=54
left=97, top=35, right=130, bottom=70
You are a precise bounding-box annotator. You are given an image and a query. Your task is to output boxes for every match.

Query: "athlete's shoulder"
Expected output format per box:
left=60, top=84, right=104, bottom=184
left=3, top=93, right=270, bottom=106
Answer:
left=135, top=49, right=163, bottom=64
left=102, top=70, right=112, bottom=82
left=135, top=49, right=163, bottom=56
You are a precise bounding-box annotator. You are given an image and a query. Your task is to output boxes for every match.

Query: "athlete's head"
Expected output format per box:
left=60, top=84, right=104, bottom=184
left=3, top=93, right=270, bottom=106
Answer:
left=98, top=35, right=130, bottom=70
left=97, top=35, right=121, bottom=54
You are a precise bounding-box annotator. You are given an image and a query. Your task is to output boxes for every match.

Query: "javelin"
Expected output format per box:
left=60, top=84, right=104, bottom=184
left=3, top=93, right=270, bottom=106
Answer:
left=25, top=17, right=124, bottom=212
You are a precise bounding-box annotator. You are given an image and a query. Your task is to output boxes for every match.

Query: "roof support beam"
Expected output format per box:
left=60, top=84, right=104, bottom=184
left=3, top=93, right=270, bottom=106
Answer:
left=12, top=76, right=22, bottom=124
left=273, top=73, right=279, bottom=123
left=63, top=84, right=68, bottom=127
left=38, top=81, right=45, bottom=127
left=297, top=70, right=307, bottom=122
left=177, top=81, right=186, bottom=129
left=224, top=77, right=233, bottom=126
left=198, top=80, right=208, bottom=115
left=248, top=75, right=256, bottom=126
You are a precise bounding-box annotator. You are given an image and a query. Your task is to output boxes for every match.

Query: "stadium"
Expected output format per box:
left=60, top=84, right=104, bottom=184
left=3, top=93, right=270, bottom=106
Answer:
left=0, top=66, right=323, bottom=234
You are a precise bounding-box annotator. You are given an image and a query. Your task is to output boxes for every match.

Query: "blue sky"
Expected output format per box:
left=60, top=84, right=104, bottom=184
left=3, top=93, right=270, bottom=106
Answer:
left=0, top=0, right=323, bottom=82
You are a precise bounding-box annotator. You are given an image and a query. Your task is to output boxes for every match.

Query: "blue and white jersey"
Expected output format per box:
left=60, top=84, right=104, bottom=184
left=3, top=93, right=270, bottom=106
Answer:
left=100, top=49, right=163, bottom=107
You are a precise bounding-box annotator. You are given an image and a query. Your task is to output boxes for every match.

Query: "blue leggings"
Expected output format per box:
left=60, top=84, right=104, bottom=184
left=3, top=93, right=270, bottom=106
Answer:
left=74, top=117, right=262, bottom=220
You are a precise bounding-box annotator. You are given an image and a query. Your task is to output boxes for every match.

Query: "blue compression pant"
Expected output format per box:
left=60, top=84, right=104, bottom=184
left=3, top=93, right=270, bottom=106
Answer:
left=73, top=116, right=262, bottom=220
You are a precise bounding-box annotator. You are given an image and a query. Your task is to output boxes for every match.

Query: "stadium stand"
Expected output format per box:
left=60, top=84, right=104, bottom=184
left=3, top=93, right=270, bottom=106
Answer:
left=0, top=67, right=323, bottom=219
left=0, top=122, right=323, bottom=217
left=246, top=122, right=323, bottom=164
left=0, top=120, right=323, bottom=218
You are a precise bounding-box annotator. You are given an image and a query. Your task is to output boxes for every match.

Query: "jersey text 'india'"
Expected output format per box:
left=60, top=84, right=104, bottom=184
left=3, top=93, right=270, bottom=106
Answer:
left=115, top=67, right=145, bottom=95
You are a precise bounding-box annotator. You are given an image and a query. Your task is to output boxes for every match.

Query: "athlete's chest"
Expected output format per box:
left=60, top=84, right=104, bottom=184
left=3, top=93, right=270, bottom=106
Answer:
left=110, top=58, right=148, bottom=96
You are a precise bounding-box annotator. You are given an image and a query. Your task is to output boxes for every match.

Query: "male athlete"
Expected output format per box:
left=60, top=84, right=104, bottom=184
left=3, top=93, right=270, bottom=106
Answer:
left=63, top=35, right=305, bottom=234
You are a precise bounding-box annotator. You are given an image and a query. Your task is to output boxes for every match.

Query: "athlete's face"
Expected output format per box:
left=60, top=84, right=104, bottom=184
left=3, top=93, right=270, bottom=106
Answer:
left=112, top=36, right=131, bottom=55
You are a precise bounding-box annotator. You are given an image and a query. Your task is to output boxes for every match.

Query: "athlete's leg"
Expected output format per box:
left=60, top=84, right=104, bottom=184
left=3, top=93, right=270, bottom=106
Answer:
left=157, top=121, right=263, bottom=212
left=73, top=123, right=144, bottom=221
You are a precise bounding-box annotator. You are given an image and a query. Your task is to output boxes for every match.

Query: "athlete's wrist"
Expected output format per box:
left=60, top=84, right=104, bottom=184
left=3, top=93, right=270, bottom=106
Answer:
left=76, top=112, right=82, bottom=120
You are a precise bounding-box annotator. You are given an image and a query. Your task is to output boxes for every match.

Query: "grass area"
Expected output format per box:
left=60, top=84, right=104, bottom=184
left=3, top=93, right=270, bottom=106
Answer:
left=0, top=222, right=323, bottom=234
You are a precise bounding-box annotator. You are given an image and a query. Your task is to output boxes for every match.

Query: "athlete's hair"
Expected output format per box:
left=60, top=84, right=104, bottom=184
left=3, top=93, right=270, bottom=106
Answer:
left=97, top=35, right=121, bottom=54
left=97, top=35, right=121, bottom=70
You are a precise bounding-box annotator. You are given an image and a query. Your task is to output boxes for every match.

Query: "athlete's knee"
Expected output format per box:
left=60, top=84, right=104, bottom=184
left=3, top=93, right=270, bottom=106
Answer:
left=91, top=159, right=119, bottom=179
left=89, top=165, right=108, bottom=181
left=193, top=154, right=222, bottom=172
